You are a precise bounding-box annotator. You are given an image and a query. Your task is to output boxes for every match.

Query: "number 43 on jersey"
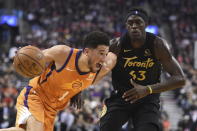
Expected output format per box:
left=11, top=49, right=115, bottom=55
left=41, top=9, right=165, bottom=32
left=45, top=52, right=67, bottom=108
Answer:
left=129, top=70, right=146, bottom=81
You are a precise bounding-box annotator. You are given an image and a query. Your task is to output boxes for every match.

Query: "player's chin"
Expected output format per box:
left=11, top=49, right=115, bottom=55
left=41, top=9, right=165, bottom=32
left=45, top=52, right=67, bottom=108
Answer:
left=91, top=66, right=101, bottom=73
left=91, top=68, right=100, bottom=73
left=131, top=33, right=142, bottom=39
left=90, top=63, right=102, bottom=73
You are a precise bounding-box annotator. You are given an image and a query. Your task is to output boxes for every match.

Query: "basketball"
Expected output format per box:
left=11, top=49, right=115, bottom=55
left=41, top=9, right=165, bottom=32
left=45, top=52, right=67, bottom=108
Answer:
left=13, top=45, right=46, bottom=78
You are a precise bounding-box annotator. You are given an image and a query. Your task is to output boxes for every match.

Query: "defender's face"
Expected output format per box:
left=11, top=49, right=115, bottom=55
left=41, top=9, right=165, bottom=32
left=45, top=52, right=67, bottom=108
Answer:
left=86, top=45, right=109, bottom=73
left=126, top=15, right=146, bottom=40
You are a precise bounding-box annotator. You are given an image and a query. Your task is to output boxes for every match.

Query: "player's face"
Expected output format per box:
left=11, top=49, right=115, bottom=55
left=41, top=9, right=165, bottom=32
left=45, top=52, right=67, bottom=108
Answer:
left=126, top=15, right=146, bottom=40
left=87, top=45, right=109, bottom=73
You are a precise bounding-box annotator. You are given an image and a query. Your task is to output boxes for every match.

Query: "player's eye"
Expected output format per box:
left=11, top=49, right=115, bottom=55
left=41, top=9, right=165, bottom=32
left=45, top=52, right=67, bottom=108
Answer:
left=127, top=21, right=133, bottom=26
left=100, top=52, right=104, bottom=55
left=135, top=21, right=140, bottom=25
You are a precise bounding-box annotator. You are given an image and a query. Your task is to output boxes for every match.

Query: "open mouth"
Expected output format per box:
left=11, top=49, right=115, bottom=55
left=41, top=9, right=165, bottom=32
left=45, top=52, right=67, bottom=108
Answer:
left=96, top=63, right=102, bottom=68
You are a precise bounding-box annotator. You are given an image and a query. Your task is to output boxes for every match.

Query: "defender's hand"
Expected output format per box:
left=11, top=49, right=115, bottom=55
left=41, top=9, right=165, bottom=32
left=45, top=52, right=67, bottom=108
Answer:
left=122, top=80, right=150, bottom=103
left=70, top=92, right=84, bottom=109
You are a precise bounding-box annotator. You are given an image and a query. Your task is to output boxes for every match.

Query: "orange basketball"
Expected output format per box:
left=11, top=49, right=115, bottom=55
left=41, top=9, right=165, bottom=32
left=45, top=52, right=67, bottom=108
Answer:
left=13, top=45, right=46, bottom=78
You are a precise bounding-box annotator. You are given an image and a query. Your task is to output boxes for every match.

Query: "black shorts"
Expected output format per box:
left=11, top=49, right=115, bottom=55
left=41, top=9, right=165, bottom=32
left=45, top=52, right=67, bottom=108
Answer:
left=100, top=94, right=162, bottom=131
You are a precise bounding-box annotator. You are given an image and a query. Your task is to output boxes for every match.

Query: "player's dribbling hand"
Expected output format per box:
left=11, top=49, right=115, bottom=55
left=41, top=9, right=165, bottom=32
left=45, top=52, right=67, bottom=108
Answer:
left=70, top=92, right=84, bottom=109
left=122, top=79, right=150, bottom=103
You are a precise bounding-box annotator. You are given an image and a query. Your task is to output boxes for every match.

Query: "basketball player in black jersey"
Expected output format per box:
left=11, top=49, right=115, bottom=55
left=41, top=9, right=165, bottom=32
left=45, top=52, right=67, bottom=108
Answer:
left=94, top=8, right=186, bottom=131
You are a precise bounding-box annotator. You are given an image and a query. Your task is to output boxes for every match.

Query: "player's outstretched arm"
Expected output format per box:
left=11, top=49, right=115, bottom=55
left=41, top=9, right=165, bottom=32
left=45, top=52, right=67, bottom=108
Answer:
left=0, top=127, right=25, bottom=131
left=150, top=37, right=186, bottom=93
left=93, top=52, right=117, bottom=85
left=93, top=38, right=120, bottom=84
left=92, top=38, right=120, bottom=85
left=42, top=45, right=71, bottom=69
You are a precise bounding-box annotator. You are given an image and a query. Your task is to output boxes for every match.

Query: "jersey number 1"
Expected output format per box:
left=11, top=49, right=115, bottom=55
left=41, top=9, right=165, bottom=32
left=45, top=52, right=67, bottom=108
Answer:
left=58, top=91, right=69, bottom=101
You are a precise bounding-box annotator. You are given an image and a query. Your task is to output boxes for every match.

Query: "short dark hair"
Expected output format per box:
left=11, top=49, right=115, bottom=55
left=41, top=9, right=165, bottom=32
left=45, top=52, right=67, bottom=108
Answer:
left=83, top=31, right=109, bottom=49
left=125, top=7, right=149, bottom=23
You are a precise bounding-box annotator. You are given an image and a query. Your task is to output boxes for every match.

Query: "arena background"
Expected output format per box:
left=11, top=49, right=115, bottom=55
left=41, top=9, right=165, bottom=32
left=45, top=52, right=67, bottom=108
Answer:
left=0, top=0, right=197, bottom=131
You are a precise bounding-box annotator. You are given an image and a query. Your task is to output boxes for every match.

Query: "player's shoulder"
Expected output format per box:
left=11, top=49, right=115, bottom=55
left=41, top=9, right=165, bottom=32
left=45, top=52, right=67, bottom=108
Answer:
left=154, top=36, right=170, bottom=51
left=47, top=45, right=74, bottom=62
left=49, top=45, right=74, bottom=58
left=52, top=45, right=71, bottom=52
left=49, top=45, right=75, bottom=66
left=153, top=36, right=172, bottom=60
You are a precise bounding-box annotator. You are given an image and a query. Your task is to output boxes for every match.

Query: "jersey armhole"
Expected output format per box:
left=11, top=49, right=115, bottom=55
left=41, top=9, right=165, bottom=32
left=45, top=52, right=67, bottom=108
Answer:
left=56, top=48, right=74, bottom=72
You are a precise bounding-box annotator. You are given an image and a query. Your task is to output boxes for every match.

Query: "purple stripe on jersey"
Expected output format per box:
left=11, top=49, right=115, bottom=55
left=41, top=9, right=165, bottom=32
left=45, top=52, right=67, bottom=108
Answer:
left=57, top=48, right=74, bottom=72
left=24, top=86, right=32, bottom=109
left=75, top=49, right=89, bottom=75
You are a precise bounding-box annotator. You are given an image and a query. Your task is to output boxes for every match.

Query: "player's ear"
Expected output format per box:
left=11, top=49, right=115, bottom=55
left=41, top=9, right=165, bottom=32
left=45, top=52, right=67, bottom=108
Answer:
left=125, top=23, right=129, bottom=30
left=83, top=48, right=90, bottom=56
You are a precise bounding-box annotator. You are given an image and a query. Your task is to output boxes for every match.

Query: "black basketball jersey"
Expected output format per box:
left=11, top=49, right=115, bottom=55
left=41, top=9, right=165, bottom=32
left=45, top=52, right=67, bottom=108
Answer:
left=111, top=32, right=162, bottom=94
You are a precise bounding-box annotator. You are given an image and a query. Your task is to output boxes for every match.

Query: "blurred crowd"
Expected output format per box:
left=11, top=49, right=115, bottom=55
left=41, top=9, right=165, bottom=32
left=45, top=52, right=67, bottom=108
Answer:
left=0, top=0, right=197, bottom=131
left=145, top=0, right=197, bottom=130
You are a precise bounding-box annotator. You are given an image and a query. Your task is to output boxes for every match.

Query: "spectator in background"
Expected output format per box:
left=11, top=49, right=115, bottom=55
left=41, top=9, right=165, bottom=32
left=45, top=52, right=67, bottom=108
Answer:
left=59, top=108, right=75, bottom=131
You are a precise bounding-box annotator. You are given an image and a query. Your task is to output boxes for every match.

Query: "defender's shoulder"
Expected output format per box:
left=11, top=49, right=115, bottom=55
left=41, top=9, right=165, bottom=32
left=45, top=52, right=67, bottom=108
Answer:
left=153, top=36, right=172, bottom=60
left=154, top=36, right=170, bottom=51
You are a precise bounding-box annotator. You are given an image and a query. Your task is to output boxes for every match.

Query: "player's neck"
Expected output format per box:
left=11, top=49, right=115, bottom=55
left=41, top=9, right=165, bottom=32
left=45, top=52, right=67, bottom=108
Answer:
left=130, top=40, right=145, bottom=48
left=77, top=53, right=90, bottom=72
left=130, top=35, right=146, bottom=48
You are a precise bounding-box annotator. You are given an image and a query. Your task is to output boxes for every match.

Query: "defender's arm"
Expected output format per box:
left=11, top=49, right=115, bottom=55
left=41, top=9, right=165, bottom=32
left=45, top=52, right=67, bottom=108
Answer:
left=151, top=38, right=186, bottom=93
